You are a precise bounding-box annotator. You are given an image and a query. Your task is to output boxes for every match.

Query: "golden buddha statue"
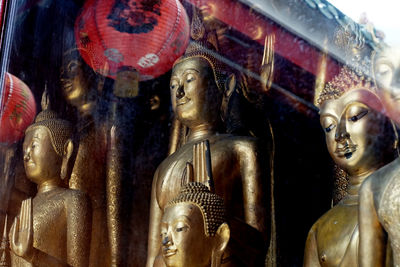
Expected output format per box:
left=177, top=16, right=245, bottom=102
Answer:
left=61, top=48, right=110, bottom=266
left=304, top=67, right=396, bottom=266
left=159, top=182, right=229, bottom=267
left=146, top=41, right=269, bottom=267
left=9, top=98, right=91, bottom=267
left=358, top=45, right=400, bottom=267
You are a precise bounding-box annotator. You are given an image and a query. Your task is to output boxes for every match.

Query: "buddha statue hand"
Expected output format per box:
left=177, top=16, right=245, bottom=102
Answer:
left=41, top=86, right=50, bottom=110
left=185, top=140, right=214, bottom=192
left=260, top=33, right=275, bottom=93
left=10, top=198, right=34, bottom=260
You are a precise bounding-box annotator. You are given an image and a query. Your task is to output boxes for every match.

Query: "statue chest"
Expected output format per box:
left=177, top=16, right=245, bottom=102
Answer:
left=315, top=204, right=359, bottom=267
left=32, top=194, right=67, bottom=256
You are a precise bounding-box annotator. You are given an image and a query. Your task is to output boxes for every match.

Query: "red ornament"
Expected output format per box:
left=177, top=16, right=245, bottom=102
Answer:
left=75, top=0, right=190, bottom=81
left=0, top=73, right=36, bottom=144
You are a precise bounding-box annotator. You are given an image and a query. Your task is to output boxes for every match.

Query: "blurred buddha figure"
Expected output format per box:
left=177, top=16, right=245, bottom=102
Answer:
left=373, top=45, right=400, bottom=124
left=9, top=98, right=91, bottom=267
left=146, top=42, right=268, bottom=267
left=159, top=182, right=229, bottom=267
left=358, top=45, right=400, bottom=267
left=62, top=47, right=142, bottom=266
left=61, top=48, right=111, bottom=266
left=304, top=67, right=396, bottom=267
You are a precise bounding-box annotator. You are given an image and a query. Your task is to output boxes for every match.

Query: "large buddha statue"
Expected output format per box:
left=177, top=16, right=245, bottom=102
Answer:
left=146, top=42, right=269, bottom=267
left=358, top=45, right=400, bottom=266
left=9, top=96, right=91, bottom=267
left=303, top=67, right=397, bottom=266
left=159, top=182, right=230, bottom=267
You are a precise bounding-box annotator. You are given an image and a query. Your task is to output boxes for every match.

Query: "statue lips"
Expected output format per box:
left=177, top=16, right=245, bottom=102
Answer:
left=176, top=97, right=190, bottom=107
left=162, top=247, right=177, bottom=257
left=335, top=144, right=358, bottom=159
left=62, top=81, right=73, bottom=94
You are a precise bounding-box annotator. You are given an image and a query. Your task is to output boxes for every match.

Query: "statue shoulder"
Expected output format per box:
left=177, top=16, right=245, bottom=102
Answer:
left=62, top=188, right=91, bottom=210
left=226, top=135, right=261, bottom=159
left=364, top=157, right=400, bottom=211
left=213, top=134, right=259, bottom=150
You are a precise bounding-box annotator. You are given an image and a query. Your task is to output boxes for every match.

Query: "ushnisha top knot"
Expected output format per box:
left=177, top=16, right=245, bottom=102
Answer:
left=317, top=66, right=375, bottom=106
left=167, top=182, right=227, bottom=237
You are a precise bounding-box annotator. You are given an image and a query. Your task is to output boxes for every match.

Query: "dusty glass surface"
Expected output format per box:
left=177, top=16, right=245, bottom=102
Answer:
left=0, top=0, right=398, bottom=266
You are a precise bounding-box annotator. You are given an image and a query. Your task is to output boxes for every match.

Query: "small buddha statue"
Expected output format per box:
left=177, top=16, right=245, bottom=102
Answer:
left=159, top=182, right=229, bottom=267
left=303, top=67, right=396, bottom=266
left=9, top=96, right=91, bottom=267
left=358, top=45, right=400, bottom=267
left=146, top=41, right=269, bottom=267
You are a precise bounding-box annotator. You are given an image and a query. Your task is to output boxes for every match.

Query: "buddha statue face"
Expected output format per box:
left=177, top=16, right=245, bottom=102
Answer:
left=170, top=57, right=220, bottom=128
left=160, top=182, right=230, bottom=267
left=320, top=89, right=392, bottom=176
left=23, top=127, right=62, bottom=184
left=162, top=202, right=220, bottom=267
left=61, top=57, right=97, bottom=117
left=374, top=46, right=400, bottom=124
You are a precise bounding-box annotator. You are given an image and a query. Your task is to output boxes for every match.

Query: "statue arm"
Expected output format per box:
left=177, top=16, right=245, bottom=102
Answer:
left=238, top=140, right=267, bottom=235
left=66, top=192, right=92, bottom=267
left=146, top=168, right=162, bottom=267
left=30, top=248, right=70, bottom=267
left=303, top=226, right=321, bottom=267
left=358, top=179, right=386, bottom=267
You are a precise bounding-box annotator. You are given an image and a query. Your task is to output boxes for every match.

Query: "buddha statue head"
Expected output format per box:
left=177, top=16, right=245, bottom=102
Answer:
left=170, top=42, right=227, bottom=130
left=373, top=45, right=400, bottom=125
left=23, top=104, right=74, bottom=187
left=318, top=67, right=396, bottom=177
left=160, top=182, right=229, bottom=267
left=61, top=48, right=102, bottom=117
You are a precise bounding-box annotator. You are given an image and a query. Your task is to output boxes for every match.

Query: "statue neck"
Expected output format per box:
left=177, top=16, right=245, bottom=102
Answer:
left=37, top=178, right=62, bottom=194
left=187, top=124, right=217, bottom=143
left=341, top=169, right=377, bottom=206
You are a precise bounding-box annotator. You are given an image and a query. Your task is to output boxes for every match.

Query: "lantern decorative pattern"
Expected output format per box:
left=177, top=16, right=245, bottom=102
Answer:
left=75, top=0, right=190, bottom=80
left=0, top=73, right=36, bottom=144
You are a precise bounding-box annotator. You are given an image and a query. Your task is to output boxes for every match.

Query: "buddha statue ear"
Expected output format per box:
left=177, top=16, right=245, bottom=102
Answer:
left=60, top=139, right=74, bottom=180
left=211, top=223, right=230, bottom=267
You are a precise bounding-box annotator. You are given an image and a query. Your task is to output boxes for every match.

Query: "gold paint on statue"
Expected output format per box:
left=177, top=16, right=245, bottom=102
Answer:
left=9, top=98, right=91, bottom=267
left=0, top=215, right=9, bottom=267
left=359, top=45, right=400, bottom=267
left=260, top=34, right=275, bottom=93
left=147, top=49, right=268, bottom=266
left=160, top=182, right=229, bottom=267
left=304, top=67, right=396, bottom=266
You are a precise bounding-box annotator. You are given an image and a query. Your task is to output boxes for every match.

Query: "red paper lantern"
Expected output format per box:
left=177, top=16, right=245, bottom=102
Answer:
left=0, top=73, right=36, bottom=144
left=75, top=0, right=190, bottom=81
